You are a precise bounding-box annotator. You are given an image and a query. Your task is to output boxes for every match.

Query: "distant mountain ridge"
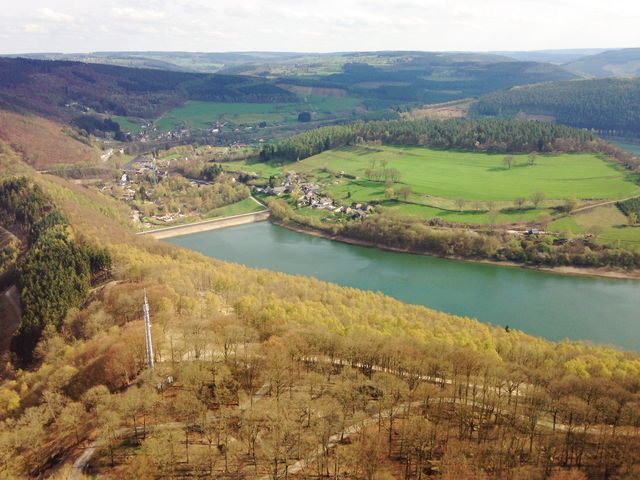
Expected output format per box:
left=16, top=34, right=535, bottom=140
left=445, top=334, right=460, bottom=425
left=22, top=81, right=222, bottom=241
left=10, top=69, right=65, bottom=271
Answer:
left=563, top=48, right=640, bottom=77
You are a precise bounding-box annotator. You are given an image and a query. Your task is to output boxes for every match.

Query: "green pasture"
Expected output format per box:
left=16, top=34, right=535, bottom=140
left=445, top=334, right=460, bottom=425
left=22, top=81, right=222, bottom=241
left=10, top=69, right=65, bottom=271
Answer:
left=385, top=202, right=553, bottom=225
left=222, top=158, right=282, bottom=178
left=206, top=197, right=265, bottom=218
left=292, top=145, right=640, bottom=202
left=155, top=96, right=362, bottom=132
left=113, top=116, right=145, bottom=134
left=548, top=204, right=640, bottom=250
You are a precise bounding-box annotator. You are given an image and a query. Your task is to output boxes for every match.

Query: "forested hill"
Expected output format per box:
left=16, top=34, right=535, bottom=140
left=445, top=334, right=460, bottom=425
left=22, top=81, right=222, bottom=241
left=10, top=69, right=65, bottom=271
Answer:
left=472, top=78, right=640, bottom=137
left=260, top=118, right=601, bottom=162
left=563, top=48, right=640, bottom=78
left=3, top=136, right=640, bottom=479
left=0, top=57, right=296, bottom=121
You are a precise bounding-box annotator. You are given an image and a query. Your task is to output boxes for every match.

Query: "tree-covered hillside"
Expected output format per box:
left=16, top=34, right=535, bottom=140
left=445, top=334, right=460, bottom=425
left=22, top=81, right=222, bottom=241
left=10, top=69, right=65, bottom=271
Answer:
left=472, top=78, right=640, bottom=137
left=0, top=57, right=297, bottom=121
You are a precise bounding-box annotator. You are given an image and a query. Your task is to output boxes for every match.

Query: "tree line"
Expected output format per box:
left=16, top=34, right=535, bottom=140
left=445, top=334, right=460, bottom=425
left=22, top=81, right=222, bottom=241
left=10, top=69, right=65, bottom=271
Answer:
left=270, top=201, right=640, bottom=270
left=259, top=118, right=601, bottom=163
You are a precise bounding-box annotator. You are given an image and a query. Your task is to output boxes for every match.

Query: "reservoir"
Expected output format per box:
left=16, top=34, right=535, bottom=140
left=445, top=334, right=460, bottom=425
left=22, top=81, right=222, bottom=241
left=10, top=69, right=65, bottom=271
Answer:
left=167, top=222, right=640, bottom=350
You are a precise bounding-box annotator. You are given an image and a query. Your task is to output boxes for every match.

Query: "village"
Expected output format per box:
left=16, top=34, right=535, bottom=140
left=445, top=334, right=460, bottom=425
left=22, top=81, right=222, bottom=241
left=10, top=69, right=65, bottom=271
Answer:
left=98, top=155, right=195, bottom=228
left=255, top=171, right=376, bottom=220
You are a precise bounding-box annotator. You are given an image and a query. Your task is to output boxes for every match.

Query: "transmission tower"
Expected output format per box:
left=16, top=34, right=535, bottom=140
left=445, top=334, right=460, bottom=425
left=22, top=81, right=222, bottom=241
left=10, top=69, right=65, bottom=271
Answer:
left=143, top=289, right=154, bottom=370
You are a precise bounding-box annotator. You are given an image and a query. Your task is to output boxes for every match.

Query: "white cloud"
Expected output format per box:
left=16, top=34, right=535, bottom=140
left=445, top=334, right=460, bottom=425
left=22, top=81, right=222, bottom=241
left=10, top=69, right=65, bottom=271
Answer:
left=22, top=23, right=46, bottom=33
left=0, top=0, right=638, bottom=54
left=111, top=7, right=167, bottom=21
left=39, top=8, right=73, bottom=22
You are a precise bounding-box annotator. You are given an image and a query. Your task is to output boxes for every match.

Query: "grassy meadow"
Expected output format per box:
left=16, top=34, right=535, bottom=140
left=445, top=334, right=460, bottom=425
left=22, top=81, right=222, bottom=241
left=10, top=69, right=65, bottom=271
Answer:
left=294, top=146, right=639, bottom=201
left=155, top=96, right=362, bottom=132
left=112, top=115, right=145, bottom=135
left=549, top=204, right=640, bottom=250
left=286, top=145, right=640, bottom=224
left=226, top=144, right=640, bottom=227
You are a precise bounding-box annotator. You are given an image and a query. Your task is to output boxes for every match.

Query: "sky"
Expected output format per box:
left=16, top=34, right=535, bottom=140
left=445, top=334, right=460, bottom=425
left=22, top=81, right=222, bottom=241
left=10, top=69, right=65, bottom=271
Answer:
left=0, top=0, right=639, bottom=54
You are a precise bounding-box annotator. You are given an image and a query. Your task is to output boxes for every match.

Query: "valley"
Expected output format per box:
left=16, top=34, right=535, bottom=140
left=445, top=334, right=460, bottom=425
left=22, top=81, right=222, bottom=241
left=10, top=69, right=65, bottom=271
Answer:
left=2, top=43, right=640, bottom=480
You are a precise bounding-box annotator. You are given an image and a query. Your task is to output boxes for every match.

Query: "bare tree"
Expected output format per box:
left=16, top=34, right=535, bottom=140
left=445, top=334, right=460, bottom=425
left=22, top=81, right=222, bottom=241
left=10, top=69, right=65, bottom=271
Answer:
left=530, top=191, right=545, bottom=209
left=398, top=185, right=412, bottom=202
left=503, top=156, right=514, bottom=169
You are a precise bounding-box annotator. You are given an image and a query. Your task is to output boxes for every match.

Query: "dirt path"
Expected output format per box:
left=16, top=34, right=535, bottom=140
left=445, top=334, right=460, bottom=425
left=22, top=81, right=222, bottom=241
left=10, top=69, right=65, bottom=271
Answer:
left=68, top=382, right=271, bottom=479
left=0, top=286, right=21, bottom=354
left=571, top=194, right=640, bottom=214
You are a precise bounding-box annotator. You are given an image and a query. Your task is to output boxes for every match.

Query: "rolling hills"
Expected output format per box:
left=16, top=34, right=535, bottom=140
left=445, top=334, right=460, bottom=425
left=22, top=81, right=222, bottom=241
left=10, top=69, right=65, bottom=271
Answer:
left=563, top=48, right=640, bottom=77
left=0, top=57, right=297, bottom=122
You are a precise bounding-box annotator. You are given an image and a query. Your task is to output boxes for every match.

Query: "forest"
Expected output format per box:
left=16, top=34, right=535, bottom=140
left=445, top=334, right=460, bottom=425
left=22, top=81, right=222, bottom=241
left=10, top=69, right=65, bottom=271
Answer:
left=1, top=160, right=640, bottom=479
left=472, top=78, right=640, bottom=137
left=259, top=118, right=602, bottom=163
left=1, top=139, right=640, bottom=479
left=0, top=177, right=111, bottom=362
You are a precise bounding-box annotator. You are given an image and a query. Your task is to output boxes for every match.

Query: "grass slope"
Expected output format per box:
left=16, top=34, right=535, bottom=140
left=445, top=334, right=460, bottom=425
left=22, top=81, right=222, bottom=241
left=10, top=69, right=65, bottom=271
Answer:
left=294, top=145, right=639, bottom=201
left=549, top=204, right=640, bottom=250
left=156, top=96, right=362, bottom=132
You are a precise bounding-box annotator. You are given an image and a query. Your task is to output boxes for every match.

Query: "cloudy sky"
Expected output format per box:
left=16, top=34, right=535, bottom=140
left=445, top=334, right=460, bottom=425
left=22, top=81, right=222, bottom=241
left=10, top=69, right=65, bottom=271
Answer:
left=0, top=0, right=638, bottom=54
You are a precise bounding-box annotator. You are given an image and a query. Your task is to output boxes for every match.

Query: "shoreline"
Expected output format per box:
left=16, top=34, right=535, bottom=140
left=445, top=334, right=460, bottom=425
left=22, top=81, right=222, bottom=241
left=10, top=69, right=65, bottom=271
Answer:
left=138, top=210, right=270, bottom=239
left=271, top=219, right=640, bottom=281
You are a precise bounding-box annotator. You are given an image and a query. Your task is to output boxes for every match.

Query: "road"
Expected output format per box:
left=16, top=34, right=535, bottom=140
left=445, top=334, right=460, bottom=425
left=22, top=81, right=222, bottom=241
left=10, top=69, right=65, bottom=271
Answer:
left=0, top=286, right=21, bottom=353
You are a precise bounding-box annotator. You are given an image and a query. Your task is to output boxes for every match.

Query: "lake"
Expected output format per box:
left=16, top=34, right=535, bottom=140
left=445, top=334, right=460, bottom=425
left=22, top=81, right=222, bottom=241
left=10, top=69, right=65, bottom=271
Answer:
left=167, top=222, right=640, bottom=350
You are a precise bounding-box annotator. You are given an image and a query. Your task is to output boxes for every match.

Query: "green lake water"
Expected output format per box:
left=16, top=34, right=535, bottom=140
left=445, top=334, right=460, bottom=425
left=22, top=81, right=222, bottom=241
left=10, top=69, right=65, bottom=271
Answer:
left=167, top=222, right=640, bottom=350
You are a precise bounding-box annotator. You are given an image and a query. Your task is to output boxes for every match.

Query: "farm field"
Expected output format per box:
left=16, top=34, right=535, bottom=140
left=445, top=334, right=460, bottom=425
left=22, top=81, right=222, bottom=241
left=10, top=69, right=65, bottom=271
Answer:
left=385, top=201, right=553, bottom=224
left=155, top=96, right=362, bottom=132
left=206, top=197, right=265, bottom=217
left=112, top=115, right=145, bottom=135
left=293, top=146, right=639, bottom=201
left=549, top=204, right=640, bottom=250
left=222, top=144, right=640, bottom=226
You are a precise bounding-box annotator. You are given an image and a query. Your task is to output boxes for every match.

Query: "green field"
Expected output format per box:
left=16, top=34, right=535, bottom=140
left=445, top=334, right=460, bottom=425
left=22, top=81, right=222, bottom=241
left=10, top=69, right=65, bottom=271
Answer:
left=294, top=146, right=639, bottom=201
left=112, top=116, right=145, bottom=134
left=206, top=197, right=266, bottom=218
left=549, top=204, right=640, bottom=250
left=222, top=158, right=282, bottom=178
left=225, top=144, right=640, bottom=226
left=155, top=97, right=362, bottom=132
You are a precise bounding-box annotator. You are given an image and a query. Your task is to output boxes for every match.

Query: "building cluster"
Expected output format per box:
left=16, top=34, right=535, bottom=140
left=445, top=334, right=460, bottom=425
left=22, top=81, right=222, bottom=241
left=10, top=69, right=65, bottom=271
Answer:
left=99, top=156, right=185, bottom=226
left=257, top=171, right=375, bottom=219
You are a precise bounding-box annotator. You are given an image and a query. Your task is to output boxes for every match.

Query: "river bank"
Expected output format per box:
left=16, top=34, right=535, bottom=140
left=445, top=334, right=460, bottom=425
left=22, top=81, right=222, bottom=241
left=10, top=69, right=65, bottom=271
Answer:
left=139, top=210, right=270, bottom=239
left=271, top=219, right=640, bottom=281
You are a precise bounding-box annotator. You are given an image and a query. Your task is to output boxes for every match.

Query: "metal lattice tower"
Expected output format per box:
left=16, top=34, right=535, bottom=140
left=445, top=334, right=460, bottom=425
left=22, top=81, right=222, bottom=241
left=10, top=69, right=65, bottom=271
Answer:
left=143, top=289, right=154, bottom=370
